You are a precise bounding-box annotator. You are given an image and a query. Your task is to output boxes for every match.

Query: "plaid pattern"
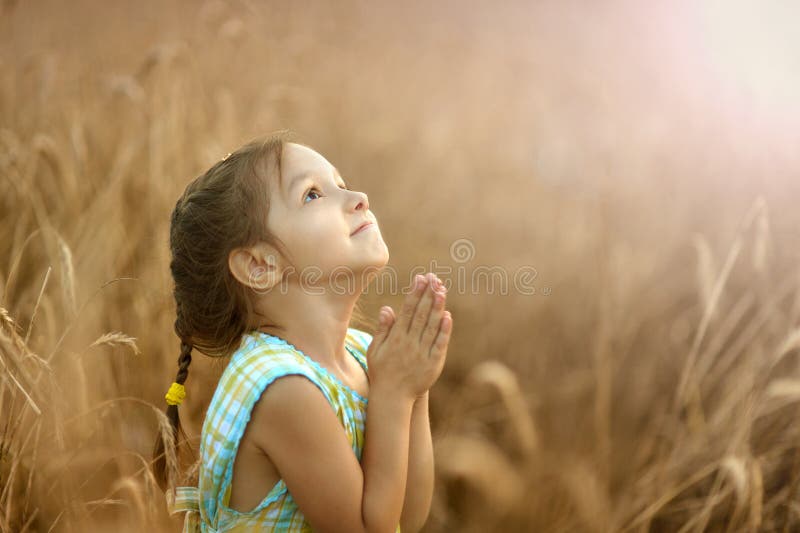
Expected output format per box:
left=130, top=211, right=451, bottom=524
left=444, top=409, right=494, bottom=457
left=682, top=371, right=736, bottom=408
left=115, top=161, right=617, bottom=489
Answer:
left=167, top=327, right=402, bottom=532
left=166, top=486, right=200, bottom=532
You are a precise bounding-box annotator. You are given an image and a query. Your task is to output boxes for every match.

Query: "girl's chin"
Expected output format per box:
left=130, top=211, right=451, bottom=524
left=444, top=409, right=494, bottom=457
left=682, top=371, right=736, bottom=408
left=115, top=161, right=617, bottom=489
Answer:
left=355, top=243, right=390, bottom=269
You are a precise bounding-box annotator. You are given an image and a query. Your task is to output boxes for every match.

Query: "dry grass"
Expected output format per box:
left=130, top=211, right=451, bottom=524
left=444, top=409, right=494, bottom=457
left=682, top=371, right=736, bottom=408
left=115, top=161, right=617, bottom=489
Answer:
left=2, top=0, right=800, bottom=531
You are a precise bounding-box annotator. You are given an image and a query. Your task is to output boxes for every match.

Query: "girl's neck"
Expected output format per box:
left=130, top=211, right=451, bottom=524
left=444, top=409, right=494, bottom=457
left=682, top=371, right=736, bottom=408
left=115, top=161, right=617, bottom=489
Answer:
left=255, top=285, right=360, bottom=371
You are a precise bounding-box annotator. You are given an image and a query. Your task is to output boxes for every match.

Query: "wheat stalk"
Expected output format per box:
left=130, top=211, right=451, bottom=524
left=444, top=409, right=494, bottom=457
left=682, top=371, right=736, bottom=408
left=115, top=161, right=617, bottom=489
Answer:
left=88, top=332, right=142, bottom=356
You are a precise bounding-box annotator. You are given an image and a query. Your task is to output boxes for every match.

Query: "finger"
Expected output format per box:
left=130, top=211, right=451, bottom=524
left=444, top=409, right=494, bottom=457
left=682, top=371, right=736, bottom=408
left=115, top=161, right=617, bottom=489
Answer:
left=380, top=307, right=397, bottom=340
left=409, top=274, right=438, bottom=338
left=394, top=274, right=429, bottom=334
left=429, top=310, right=452, bottom=360
left=367, top=306, right=394, bottom=361
left=420, top=283, right=446, bottom=349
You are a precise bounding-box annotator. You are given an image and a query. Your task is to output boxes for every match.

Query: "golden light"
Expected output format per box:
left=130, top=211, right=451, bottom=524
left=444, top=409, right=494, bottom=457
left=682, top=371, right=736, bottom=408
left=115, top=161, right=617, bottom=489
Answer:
left=697, top=0, right=800, bottom=126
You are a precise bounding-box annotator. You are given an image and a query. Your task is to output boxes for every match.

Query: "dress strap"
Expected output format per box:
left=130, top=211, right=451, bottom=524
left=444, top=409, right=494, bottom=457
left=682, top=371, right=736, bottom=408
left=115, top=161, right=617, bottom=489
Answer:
left=345, top=328, right=373, bottom=372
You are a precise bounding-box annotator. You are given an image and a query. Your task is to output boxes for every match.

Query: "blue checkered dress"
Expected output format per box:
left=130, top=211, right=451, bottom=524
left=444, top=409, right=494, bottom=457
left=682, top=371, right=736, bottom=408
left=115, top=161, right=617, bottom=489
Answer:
left=166, top=327, right=402, bottom=532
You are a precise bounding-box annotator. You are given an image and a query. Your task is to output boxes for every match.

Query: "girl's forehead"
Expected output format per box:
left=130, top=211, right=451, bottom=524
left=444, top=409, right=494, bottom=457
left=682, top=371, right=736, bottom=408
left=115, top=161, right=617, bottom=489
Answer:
left=283, top=142, right=332, bottom=172
left=280, top=144, right=340, bottom=186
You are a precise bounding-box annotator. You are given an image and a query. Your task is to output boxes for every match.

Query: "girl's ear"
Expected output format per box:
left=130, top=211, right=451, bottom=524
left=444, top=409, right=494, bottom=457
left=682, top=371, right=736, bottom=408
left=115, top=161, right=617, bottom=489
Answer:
left=228, top=243, right=286, bottom=293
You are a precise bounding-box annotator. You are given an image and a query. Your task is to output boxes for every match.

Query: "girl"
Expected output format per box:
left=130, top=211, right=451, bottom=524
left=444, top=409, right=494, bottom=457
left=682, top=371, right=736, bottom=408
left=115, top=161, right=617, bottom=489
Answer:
left=153, top=132, right=453, bottom=533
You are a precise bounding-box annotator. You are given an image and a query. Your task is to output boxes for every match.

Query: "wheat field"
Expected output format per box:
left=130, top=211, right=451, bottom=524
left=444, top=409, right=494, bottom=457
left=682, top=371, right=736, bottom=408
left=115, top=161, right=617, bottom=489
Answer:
left=2, top=1, right=800, bottom=531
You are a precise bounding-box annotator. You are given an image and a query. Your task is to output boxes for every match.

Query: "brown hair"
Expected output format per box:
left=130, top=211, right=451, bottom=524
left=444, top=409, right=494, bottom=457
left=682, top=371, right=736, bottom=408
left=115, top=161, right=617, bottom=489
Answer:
left=152, top=131, right=292, bottom=490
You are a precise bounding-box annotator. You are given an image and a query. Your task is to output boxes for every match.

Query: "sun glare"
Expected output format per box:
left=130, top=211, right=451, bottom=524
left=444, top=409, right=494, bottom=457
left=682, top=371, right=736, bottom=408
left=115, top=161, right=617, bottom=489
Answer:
left=698, top=0, right=800, bottom=122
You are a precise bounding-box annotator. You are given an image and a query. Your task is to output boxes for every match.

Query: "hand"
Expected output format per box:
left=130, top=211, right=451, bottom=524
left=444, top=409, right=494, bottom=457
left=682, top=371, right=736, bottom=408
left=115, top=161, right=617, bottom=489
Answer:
left=366, top=273, right=452, bottom=401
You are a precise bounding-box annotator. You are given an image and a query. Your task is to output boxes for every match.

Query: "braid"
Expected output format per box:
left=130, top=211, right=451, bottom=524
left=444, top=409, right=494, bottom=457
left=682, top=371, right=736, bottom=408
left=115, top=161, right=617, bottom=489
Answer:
left=174, top=299, right=193, bottom=384
left=153, top=302, right=194, bottom=491
left=176, top=339, right=192, bottom=385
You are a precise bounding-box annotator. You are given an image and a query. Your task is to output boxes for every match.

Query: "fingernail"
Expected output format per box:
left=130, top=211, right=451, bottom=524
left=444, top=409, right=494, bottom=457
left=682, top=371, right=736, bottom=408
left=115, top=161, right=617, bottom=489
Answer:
left=378, top=311, right=386, bottom=324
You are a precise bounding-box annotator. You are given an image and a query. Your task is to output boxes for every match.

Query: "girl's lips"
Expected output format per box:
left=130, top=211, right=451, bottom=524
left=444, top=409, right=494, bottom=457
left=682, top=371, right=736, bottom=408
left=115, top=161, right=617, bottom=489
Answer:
left=351, top=221, right=374, bottom=236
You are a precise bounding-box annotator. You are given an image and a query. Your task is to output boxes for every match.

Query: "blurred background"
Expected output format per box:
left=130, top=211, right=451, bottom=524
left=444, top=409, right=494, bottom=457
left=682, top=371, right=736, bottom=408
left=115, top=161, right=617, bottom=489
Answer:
left=2, top=0, right=800, bottom=531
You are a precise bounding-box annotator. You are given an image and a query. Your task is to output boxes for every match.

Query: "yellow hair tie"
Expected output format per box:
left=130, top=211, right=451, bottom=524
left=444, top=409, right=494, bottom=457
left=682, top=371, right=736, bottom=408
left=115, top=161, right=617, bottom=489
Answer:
left=165, top=382, right=186, bottom=406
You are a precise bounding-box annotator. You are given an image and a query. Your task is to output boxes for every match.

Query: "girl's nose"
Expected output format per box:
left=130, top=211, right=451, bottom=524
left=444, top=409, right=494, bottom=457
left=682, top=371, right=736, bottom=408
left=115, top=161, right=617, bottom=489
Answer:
left=349, top=190, right=369, bottom=212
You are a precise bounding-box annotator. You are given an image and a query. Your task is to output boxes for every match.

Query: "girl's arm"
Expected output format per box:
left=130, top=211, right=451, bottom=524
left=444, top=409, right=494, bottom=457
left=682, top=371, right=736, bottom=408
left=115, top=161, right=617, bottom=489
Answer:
left=249, top=375, right=414, bottom=533
left=361, top=382, right=416, bottom=532
left=400, top=392, right=434, bottom=533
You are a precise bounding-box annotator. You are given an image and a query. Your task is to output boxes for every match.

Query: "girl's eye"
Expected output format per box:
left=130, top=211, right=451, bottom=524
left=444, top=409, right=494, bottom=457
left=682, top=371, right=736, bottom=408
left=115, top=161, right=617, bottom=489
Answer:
left=303, top=188, right=321, bottom=204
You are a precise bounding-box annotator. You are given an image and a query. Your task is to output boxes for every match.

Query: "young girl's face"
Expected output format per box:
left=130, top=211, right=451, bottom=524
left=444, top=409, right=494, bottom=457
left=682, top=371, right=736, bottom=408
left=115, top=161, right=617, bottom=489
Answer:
left=266, top=142, right=389, bottom=282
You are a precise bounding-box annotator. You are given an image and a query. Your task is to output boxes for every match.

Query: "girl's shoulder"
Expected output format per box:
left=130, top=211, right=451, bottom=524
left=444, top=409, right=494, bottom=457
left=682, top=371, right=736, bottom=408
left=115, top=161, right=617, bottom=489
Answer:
left=222, top=330, right=325, bottom=387
left=230, top=328, right=373, bottom=365
left=211, top=327, right=374, bottom=400
left=202, top=330, right=335, bottom=446
left=232, top=329, right=297, bottom=359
